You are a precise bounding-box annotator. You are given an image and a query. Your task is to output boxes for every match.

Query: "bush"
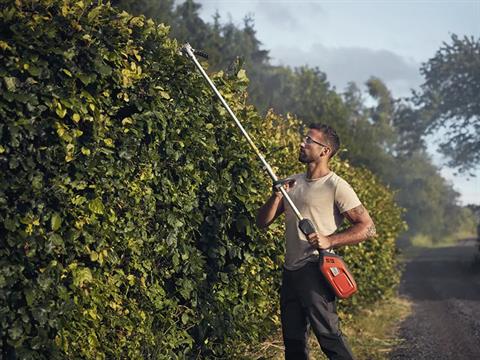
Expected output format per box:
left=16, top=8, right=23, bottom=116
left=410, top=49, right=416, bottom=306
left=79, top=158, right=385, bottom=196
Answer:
left=0, top=0, right=405, bottom=358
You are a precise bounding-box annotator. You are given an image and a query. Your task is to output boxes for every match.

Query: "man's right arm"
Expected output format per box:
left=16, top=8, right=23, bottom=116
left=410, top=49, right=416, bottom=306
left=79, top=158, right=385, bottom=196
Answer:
left=256, top=192, right=285, bottom=228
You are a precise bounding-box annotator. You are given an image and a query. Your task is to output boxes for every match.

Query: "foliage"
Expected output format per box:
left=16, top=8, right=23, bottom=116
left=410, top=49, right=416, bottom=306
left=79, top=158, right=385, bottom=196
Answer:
left=413, top=34, right=480, bottom=174
left=112, top=0, right=175, bottom=24
left=111, top=1, right=478, bottom=246
left=342, top=79, right=478, bottom=245
left=388, top=150, right=478, bottom=244
left=113, top=0, right=272, bottom=110
left=1, top=0, right=404, bottom=358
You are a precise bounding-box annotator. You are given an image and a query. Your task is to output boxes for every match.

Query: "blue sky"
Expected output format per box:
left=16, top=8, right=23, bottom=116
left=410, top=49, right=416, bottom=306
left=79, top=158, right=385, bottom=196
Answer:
left=195, top=0, right=480, bottom=205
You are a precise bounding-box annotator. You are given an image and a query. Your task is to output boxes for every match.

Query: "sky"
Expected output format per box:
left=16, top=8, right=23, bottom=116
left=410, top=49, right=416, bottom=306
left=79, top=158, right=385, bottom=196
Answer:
left=193, top=0, right=480, bottom=205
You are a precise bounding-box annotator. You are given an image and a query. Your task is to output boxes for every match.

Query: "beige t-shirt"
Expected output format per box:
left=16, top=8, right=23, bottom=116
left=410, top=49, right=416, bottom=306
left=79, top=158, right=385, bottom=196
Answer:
left=283, top=172, right=361, bottom=270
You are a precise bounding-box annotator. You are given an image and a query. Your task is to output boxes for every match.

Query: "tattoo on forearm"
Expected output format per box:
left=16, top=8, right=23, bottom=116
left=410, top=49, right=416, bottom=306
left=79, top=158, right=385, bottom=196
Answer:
left=344, top=205, right=365, bottom=223
left=366, top=224, right=376, bottom=239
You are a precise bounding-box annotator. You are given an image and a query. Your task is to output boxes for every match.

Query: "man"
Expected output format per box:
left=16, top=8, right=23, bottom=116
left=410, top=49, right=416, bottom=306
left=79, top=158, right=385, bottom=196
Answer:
left=256, top=123, right=376, bottom=360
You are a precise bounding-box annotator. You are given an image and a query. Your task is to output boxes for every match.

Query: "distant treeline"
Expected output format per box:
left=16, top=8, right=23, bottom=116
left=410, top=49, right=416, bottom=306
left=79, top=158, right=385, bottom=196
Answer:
left=114, top=0, right=479, bottom=244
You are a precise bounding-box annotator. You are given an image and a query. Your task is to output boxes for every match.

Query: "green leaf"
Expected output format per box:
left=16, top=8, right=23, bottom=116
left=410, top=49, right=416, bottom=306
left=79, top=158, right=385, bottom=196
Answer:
left=237, top=69, right=247, bottom=81
left=181, top=312, right=189, bottom=325
left=127, top=274, right=135, bottom=285
left=94, top=60, right=112, bottom=76
left=4, top=217, right=16, bottom=231
left=25, top=288, right=35, bottom=306
left=4, top=77, right=17, bottom=92
left=26, top=65, right=41, bottom=77
left=159, top=90, right=170, bottom=99
left=88, top=198, right=104, bottom=214
left=49, top=234, right=64, bottom=247
left=51, top=213, right=62, bottom=231
left=8, top=323, right=23, bottom=340
left=72, top=267, right=93, bottom=287
left=77, top=73, right=96, bottom=85
left=90, top=251, right=98, bottom=262
left=55, top=107, right=67, bottom=118
left=0, top=40, right=11, bottom=50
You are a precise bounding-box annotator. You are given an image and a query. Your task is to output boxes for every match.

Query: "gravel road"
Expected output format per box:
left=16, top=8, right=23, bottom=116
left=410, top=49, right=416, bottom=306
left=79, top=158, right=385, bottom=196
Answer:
left=390, top=239, right=480, bottom=359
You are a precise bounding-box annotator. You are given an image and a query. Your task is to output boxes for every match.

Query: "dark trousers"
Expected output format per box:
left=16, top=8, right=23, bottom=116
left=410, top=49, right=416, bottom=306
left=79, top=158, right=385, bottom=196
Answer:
left=280, top=261, right=355, bottom=360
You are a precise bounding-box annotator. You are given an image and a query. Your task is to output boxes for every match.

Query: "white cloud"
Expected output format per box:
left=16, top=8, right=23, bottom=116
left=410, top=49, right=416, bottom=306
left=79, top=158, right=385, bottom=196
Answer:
left=254, top=2, right=298, bottom=29
left=254, top=1, right=324, bottom=30
left=270, top=43, right=422, bottom=97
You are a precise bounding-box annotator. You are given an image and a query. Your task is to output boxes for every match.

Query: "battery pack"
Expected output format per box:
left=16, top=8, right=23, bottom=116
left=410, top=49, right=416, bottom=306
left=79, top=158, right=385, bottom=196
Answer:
left=319, top=253, right=357, bottom=299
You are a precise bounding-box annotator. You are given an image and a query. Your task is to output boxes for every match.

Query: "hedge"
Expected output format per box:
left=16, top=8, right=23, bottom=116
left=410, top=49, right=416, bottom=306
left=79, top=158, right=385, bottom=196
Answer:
left=0, top=1, right=405, bottom=358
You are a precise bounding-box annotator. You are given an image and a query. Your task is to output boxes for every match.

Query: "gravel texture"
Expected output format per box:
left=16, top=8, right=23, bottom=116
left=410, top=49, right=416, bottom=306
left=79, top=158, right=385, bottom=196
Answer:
left=390, top=239, right=480, bottom=359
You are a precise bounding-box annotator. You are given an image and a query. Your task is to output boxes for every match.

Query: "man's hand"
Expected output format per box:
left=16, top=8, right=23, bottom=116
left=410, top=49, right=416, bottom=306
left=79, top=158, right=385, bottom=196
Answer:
left=257, top=180, right=294, bottom=228
left=307, top=232, right=332, bottom=250
left=273, top=179, right=296, bottom=198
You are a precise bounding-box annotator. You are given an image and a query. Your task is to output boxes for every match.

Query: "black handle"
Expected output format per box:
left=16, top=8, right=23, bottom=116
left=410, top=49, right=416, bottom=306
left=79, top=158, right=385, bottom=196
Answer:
left=272, top=177, right=295, bottom=192
left=299, top=218, right=327, bottom=254
left=299, top=218, right=316, bottom=236
left=180, top=44, right=209, bottom=59
left=193, top=49, right=209, bottom=59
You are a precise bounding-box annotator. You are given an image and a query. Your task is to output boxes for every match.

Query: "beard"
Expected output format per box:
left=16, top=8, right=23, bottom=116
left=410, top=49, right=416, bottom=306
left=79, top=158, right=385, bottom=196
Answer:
left=299, top=149, right=310, bottom=163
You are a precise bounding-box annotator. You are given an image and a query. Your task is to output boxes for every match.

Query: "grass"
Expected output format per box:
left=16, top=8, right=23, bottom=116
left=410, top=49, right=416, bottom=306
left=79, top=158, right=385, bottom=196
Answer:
left=246, top=296, right=412, bottom=359
left=409, top=231, right=477, bottom=249
left=340, top=297, right=411, bottom=360
left=402, top=234, right=479, bottom=263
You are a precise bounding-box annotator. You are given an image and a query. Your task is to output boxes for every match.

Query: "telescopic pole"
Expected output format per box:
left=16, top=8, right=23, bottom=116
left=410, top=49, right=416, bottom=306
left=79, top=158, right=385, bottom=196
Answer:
left=181, top=43, right=316, bottom=236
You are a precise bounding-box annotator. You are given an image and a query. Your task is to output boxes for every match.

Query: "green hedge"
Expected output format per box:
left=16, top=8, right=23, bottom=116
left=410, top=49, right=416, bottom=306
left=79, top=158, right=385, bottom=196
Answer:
left=0, top=1, right=405, bottom=358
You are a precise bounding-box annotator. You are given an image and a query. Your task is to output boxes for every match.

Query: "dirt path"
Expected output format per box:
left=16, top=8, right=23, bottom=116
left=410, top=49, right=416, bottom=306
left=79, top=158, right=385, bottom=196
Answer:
left=390, top=239, right=480, bottom=359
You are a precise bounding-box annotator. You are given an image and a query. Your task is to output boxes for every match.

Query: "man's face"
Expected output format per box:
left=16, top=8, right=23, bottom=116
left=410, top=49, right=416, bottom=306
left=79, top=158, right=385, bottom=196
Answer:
left=299, top=129, right=330, bottom=163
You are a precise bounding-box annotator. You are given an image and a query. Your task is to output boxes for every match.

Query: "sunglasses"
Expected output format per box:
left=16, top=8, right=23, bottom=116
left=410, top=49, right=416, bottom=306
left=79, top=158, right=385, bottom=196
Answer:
left=303, top=136, right=329, bottom=148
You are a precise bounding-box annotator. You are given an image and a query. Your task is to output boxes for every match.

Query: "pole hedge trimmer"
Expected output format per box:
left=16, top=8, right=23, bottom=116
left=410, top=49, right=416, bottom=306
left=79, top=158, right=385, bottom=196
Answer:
left=180, top=43, right=357, bottom=299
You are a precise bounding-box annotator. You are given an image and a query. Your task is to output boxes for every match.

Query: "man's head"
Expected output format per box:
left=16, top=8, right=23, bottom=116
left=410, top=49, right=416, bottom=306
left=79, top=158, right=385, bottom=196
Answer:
left=299, top=123, right=340, bottom=164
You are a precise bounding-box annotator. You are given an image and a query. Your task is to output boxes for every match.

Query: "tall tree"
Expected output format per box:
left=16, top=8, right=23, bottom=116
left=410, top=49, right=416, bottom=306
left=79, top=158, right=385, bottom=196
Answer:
left=366, top=77, right=397, bottom=154
left=111, top=0, right=176, bottom=25
left=340, top=79, right=398, bottom=180
left=414, top=34, right=480, bottom=174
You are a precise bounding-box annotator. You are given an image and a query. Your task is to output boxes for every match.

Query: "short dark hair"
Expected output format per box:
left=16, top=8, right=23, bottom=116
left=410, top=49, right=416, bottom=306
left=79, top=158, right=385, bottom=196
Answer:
left=309, top=123, right=340, bottom=158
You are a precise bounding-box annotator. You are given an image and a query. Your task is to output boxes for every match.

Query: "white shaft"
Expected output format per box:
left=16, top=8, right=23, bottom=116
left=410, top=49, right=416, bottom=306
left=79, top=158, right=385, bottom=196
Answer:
left=183, top=44, right=303, bottom=221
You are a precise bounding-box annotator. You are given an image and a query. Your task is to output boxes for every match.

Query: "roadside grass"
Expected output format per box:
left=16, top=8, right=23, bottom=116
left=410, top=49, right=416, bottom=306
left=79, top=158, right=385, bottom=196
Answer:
left=340, top=296, right=411, bottom=360
left=403, top=234, right=480, bottom=265
left=410, top=231, right=477, bottom=248
left=245, top=296, right=412, bottom=359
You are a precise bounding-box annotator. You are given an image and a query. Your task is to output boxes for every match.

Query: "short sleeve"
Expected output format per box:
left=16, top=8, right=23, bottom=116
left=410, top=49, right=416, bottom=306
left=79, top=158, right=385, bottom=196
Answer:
left=335, top=178, right=361, bottom=213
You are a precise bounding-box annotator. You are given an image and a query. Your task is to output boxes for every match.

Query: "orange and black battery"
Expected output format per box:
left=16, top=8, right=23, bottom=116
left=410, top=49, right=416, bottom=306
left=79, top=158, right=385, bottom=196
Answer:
left=319, top=252, right=358, bottom=299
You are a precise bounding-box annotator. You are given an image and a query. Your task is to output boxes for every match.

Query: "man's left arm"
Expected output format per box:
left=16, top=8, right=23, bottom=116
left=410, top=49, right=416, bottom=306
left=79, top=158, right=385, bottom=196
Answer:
left=307, top=204, right=376, bottom=250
